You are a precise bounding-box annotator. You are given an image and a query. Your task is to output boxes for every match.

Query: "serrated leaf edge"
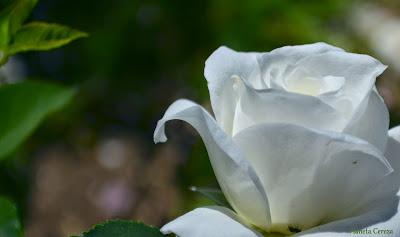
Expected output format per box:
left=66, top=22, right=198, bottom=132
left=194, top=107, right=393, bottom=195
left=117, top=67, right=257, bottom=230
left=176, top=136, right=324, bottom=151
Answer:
left=72, top=219, right=164, bottom=237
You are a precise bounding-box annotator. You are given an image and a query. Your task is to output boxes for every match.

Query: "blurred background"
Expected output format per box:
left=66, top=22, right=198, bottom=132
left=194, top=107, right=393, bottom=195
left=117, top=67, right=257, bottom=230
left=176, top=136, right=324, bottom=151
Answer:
left=1, top=0, right=400, bottom=236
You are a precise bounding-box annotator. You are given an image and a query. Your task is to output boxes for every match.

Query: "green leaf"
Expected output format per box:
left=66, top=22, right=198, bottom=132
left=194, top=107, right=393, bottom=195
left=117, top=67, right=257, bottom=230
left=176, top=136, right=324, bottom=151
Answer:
left=189, top=186, right=232, bottom=208
left=7, top=0, right=38, bottom=34
left=0, top=197, right=22, bottom=237
left=0, top=0, right=38, bottom=48
left=74, top=220, right=165, bottom=237
left=6, top=22, right=88, bottom=55
left=0, top=12, right=10, bottom=49
left=0, top=80, right=76, bottom=160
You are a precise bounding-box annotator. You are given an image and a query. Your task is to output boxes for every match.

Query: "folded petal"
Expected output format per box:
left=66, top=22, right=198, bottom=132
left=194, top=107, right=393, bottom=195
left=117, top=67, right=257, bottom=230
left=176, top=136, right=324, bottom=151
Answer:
left=343, top=89, right=389, bottom=152
left=355, top=126, right=400, bottom=210
left=257, top=43, right=344, bottom=88
left=204, top=46, right=262, bottom=134
left=296, top=51, right=387, bottom=116
left=231, top=78, right=346, bottom=135
left=161, top=206, right=263, bottom=237
left=233, top=123, right=392, bottom=231
left=297, top=127, right=400, bottom=236
left=154, top=99, right=270, bottom=228
left=296, top=196, right=400, bottom=237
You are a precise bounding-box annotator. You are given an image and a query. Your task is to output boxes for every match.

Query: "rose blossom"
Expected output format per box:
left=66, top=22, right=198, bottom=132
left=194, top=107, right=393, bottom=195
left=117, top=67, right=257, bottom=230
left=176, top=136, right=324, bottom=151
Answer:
left=154, top=43, right=400, bottom=236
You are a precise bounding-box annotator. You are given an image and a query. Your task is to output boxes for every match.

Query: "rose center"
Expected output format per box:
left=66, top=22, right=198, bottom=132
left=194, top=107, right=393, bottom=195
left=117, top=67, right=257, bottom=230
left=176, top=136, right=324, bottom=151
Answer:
left=277, top=66, right=345, bottom=96
left=284, top=75, right=345, bottom=96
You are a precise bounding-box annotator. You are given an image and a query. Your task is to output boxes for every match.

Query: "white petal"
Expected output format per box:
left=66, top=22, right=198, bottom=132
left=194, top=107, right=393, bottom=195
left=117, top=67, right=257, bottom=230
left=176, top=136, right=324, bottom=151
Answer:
left=296, top=196, right=400, bottom=237
left=258, top=43, right=344, bottom=89
left=233, top=123, right=392, bottom=231
left=231, top=78, right=346, bottom=136
left=299, top=131, right=400, bottom=237
left=389, top=126, right=400, bottom=142
left=204, top=46, right=262, bottom=134
left=296, top=51, right=386, bottom=115
left=267, top=42, right=343, bottom=58
left=258, top=42, right=344, bottom=75
left=356, top=126, right=400, bottom=210
left=387, top=126, right=400, bottom=173
left=204, top=43, right=342, bottom=135
left=154, top=99, right=270, bottom=228
left=343, top=89, right=389, bottom=152
left=161, top=206, right=263, bottom=237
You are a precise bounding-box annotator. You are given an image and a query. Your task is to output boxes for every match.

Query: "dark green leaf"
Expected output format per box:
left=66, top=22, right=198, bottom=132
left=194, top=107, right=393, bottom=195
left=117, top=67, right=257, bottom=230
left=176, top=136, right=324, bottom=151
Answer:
left=0, top=80, right=76, bottom=160
left=0, top=197, right=22, bottom=237
left=73, top=220, right=165, bottom=237
left=189, top=186, right=232, bottom=208
left=7, top=21, right=88, bottom=55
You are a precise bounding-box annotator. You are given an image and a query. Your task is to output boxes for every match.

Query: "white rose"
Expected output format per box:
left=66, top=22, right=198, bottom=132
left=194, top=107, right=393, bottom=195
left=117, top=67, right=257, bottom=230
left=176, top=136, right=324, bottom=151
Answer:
left=154, top=43, right=400, bottom=236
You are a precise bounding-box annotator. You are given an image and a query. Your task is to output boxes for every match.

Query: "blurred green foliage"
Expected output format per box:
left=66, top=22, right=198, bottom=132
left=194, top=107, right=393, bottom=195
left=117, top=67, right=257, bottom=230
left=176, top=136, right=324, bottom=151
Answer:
left=0, top=81, right=76, bottom=160
left=0, top=197, right=22, bottom=237
left=0, top=0, right=86, bottom=232
left=26, top=0, right=354, bottom=132
left=2, top=0, right=363, bottom=226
